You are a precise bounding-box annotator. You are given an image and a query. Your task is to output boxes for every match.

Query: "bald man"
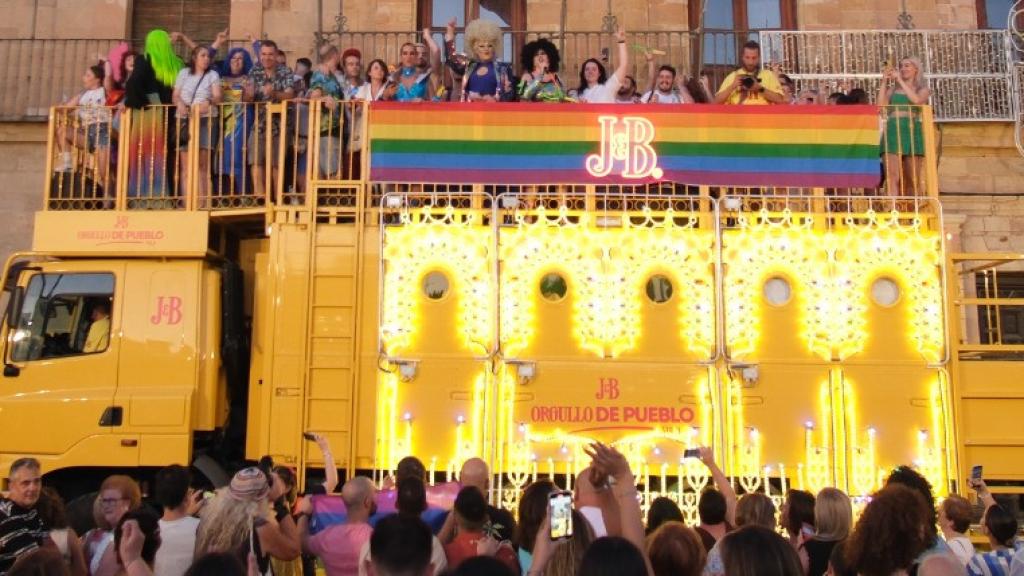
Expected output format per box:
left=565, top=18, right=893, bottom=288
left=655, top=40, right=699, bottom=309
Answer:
left=299, top=476, right=377, bottom=576
left=439, top=458, right=516, bottom=544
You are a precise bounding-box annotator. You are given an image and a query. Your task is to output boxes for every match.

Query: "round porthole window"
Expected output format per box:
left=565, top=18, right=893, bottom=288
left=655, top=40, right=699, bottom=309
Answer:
left=871, top=277, right=901, bottom=307
left=763, top=277, right=792, bottom=306
left=646, top=275, right=674, bottom=303
left=539, top=273, right=568, bottom=302
left=422, top=271, right=450, bottom=300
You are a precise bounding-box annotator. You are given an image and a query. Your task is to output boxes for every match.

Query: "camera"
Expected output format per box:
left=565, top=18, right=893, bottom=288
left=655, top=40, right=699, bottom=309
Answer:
left=740, top=75, right=758, bottom=90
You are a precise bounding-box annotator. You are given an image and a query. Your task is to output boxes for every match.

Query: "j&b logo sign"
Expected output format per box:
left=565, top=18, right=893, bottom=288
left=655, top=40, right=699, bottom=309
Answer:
left=585, top=116, right=663, bottom=180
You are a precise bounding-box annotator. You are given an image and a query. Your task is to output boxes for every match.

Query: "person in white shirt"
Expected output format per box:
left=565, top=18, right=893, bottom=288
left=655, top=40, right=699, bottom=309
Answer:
left=153, top=465, right=202, bottom=576
left=939, top=494, right=975, bottom=564
left=640, top=60, right=695, bottom=104
left=575, top=26, right=629, bottom=104
left=55, top=64, right=112, bottom=187
left=1009, top=546, right=1024, bottom=576
left=173, top=45, right=222, bottom=198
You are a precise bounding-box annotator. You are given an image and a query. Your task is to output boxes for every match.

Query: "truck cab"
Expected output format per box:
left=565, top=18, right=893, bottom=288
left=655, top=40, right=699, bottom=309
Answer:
left=0, top=211, right=229, bottom=492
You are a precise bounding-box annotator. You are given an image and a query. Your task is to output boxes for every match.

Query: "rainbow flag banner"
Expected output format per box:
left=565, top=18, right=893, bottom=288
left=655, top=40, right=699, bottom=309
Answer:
left=368, top=102, right=883, bottom=188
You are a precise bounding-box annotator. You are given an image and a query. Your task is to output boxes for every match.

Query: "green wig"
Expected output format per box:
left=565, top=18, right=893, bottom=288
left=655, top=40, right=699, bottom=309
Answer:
left=144, top=29, right=184, bottom=88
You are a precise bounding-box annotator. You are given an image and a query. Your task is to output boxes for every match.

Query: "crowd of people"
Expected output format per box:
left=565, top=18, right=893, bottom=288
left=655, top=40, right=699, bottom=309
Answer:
left=50, top=21, right=931, bottom=200
left=1, top=436, right=1021, bottom=576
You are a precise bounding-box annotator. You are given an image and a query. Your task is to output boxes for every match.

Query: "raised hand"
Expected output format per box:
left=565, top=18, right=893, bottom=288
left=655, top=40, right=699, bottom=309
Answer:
left=613, top=25, right=626, bottom=44
left=445, top=18, right=458, bottom=42
left=118, top=520, right=145, bottom=567
left=584, top=442, right=631, bottom=482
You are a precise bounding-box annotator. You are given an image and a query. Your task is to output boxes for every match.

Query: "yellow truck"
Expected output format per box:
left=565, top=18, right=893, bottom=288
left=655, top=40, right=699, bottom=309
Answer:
left=1, top=100, right=1021, bottom=518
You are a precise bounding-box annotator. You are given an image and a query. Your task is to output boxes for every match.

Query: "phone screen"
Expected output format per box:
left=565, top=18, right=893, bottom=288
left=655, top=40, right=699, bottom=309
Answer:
left=971, top=465, right=983, bottom=480
left=549, top=491, right=574, bottom=540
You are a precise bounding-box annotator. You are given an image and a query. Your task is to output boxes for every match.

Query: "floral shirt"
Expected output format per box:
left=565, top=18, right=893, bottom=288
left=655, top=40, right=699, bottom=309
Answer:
left=248, top=63, right=294, bottom=134
left=309, top=70, right=344, bottom=135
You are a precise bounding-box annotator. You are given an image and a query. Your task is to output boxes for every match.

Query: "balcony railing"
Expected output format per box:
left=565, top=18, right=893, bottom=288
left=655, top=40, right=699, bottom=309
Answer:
left=331, top=29, right=1014, bottom=122
left=43, top=100, right=939, bottom=217
left=759, top=30, right=1016, bottom=122
left=3, top=29, right=1017, bottom=122
left=0, top=39, right=123, bottom=120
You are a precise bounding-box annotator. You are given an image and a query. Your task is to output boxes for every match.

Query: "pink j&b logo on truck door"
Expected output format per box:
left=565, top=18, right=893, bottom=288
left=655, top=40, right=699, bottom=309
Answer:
left=150, top=296, right=183, bottom=325
left=586, top=116, right=664, bottom=180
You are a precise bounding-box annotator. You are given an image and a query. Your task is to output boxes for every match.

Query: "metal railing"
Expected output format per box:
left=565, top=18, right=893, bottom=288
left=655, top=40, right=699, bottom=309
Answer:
left=950, top=254, right=1024, bottom=355
left=42, top=101, right=940, bottom=215
left=2, top=30, right=1019, bottom=121
left=759, top=30, right=1015, bottom=121
left=0, top=39, right=123, bottom=120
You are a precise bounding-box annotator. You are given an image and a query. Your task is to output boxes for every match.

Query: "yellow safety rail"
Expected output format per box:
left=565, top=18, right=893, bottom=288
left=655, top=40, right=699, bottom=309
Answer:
left=43, top=102, right=940, bottom=217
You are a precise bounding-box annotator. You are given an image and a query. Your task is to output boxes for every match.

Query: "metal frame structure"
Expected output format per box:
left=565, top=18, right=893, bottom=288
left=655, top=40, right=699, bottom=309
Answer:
left=758, top=29, right=1016, bottom=122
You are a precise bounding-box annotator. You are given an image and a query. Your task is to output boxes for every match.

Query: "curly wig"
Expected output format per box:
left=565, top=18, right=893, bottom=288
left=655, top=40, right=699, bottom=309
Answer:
left=520, top=38, right=561, bottom=74
left=219, top=47, right=253, bottom=78
left=845, top=484, right=931, bottom=576
left=465, top=18, right=503, bottom=60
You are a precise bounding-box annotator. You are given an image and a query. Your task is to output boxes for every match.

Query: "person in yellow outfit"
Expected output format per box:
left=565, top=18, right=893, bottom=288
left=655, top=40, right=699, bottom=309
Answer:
left=83, top=303, right=111, bottom=353
left=715, top=41, right=785, bottom=105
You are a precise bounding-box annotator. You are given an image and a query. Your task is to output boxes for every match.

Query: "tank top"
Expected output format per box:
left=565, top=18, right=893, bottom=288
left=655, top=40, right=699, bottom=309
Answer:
left=50, top=528, right=70, bottom=561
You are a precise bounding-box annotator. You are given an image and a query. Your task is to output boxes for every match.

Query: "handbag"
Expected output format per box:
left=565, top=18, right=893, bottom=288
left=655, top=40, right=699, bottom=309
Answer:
left=177, top=69, right=210, bottom=146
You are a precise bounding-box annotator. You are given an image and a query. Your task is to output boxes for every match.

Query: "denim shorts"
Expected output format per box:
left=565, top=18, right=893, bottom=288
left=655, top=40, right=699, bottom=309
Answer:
left=81, top=124, right=109, bottom=152
left=181, top=116, right=219, bottom=151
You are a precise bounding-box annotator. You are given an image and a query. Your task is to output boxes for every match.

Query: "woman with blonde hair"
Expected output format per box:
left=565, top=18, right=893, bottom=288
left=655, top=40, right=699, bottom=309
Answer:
left=877, top=56, right=931, bottom=196
left=194, top=467, right=299, bottom=575
left=543, top=509, right=594, bottom=576
left=444, top=17, right=516, bottom=102
left=799, top=487, right=852, bottom=576
left=702, top=492, right=776, bottom=576
left=82, top=475, right=142, bottom=576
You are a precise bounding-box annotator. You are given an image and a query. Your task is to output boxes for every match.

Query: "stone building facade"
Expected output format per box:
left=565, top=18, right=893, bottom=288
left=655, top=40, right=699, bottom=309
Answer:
left=0, top=0, right=1021, bottom=262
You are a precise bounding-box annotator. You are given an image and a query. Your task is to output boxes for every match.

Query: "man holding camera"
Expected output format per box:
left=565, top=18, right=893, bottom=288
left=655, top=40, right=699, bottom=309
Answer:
left=714, top=41, right=784, bottom=105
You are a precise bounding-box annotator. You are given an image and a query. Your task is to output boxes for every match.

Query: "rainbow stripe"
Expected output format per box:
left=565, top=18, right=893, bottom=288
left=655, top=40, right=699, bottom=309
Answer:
left=368, top=102, right=883, bottom=187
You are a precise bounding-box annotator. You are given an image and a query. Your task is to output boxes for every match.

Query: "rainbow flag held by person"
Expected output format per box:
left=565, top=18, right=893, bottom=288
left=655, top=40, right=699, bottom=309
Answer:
left=368, top=102, right=884, bottom=188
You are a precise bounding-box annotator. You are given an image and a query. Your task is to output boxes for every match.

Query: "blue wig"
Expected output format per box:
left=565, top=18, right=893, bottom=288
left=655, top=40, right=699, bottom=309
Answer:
left=219, top=47, right=253, bottom=78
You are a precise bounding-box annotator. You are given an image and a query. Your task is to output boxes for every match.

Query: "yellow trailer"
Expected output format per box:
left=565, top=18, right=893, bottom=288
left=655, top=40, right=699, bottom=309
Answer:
left=0, top=101, right=1020, bottom=519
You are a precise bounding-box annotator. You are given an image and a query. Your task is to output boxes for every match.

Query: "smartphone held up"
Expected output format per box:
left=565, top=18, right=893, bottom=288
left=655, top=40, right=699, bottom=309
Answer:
left=549, top=490, right=574, bottom=540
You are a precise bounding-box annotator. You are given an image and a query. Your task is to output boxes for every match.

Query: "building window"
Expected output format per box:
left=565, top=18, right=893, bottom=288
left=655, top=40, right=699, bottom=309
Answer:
left=131, top=0, right=230, bottom=47
left=419, top=0, right=526, bottom=61
left=690, top=0, right=796, bottom=67
left=976, top=0, right=1018, bottom=29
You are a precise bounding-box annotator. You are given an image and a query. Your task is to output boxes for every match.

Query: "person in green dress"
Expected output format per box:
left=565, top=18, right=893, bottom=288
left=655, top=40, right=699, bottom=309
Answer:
left=877, top=56, right=931, bottom=197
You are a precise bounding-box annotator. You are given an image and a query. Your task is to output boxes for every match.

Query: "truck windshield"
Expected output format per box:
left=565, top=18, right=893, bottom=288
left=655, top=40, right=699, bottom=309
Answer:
left=11, top=273, right=114, bottom=361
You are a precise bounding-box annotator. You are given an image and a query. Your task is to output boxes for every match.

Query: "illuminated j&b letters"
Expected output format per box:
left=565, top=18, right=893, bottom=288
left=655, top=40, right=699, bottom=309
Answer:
left=586, top=116, right=664, bottom=180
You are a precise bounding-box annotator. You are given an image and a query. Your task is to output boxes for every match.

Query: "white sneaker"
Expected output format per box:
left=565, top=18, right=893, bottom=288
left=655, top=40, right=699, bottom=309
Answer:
left=54, top=152, right=72, bottom=172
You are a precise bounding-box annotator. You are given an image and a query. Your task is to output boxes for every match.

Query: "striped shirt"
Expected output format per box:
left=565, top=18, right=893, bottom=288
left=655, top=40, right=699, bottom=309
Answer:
left=968, top=542, right=1024, bottom=576
left=0, top=499, right=48, bottom=575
